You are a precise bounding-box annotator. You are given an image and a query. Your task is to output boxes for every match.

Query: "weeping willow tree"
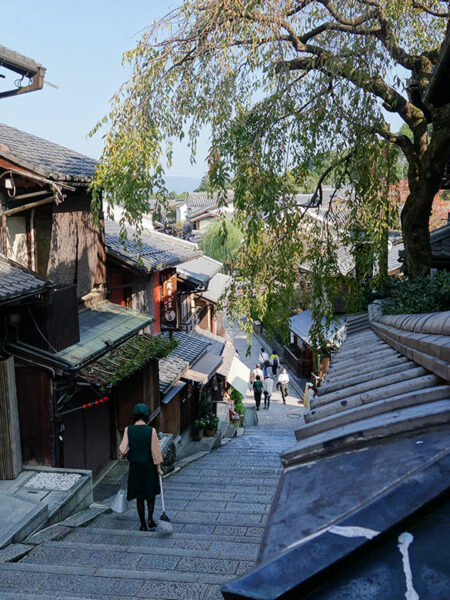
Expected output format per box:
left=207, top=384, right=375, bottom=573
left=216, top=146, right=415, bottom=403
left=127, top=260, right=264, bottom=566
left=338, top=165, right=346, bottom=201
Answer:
left=200, top=219, right=243, bottom=274
left=91, top=0, right=450, bottom=347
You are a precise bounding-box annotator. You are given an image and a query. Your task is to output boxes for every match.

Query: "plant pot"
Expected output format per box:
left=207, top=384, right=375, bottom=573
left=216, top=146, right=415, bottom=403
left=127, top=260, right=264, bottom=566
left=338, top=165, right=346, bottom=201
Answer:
left=193, top=429, right=204, bottom=441
left=204, top=427, right=216, bottom=437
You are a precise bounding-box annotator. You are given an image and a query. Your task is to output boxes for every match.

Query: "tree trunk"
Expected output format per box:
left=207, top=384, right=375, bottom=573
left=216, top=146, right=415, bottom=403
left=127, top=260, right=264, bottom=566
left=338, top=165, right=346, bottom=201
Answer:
left=401, top=116, right=450, bottom=277
left=401, top=193, right=432, bottom=277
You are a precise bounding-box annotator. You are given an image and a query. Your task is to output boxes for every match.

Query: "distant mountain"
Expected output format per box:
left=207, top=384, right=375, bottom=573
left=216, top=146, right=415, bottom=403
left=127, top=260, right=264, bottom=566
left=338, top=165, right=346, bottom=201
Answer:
left=165, top=175, right=201, bottom=194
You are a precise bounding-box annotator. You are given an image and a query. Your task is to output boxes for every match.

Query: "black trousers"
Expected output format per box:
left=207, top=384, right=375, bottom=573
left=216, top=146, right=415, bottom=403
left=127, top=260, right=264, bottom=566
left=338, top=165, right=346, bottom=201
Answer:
left=254, top=392, right=262, bottom=409
left=280, top=385, right=288, bottom=403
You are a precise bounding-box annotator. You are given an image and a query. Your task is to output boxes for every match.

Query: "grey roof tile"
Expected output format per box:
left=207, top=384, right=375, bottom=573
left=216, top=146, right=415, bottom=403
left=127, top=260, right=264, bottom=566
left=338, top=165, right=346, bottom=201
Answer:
left=289, top=309, right=346, bottom=348
left=193, top=326, right=225, bottom=356
left=0, top=122, right=96, bottom=182
left=0, top=253, right=49, bottom=303
left=57, top=301, right=152, bottom=366
left=105, top=220, right=202, bottom=273
left=199, top=272, right=231, bottom=304
left=158, top=331, right=209, bottom=393
left=176, top=255, right=223, bottom=286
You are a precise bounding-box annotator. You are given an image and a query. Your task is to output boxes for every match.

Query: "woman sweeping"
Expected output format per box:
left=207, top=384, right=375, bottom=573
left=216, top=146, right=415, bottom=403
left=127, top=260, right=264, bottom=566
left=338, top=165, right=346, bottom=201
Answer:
left=119, top=403, right=163, bottom=531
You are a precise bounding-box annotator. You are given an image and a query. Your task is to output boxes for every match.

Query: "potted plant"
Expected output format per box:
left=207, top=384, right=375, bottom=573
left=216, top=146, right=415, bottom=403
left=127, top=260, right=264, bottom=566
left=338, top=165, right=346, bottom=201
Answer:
left=204, top=415, right=219, bottom=437
left=233, top=396, right=246, bottom=427
left=193, top=418, right=206, bottom=440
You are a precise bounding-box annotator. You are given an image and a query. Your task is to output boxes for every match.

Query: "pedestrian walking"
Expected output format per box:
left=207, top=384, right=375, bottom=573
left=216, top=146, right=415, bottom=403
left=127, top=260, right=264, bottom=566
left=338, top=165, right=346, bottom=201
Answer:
left=119, top=403, right=163, bottom=531
left=263, top=373, right=273, bottom=409
left=270, top=352, right=279, bottom=377
left=277, top=368, right=290, bottom=405
left=259, top=348, right=270, bottom=377
left=250, top=363, right=264, bottom=384
left=253, top=375, right=263, bottom=411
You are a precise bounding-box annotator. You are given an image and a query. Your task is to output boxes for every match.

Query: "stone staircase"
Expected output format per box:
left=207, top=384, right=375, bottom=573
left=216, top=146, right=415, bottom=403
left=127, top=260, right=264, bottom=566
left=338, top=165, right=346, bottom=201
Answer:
left=0, top=426, right=294, bottom=600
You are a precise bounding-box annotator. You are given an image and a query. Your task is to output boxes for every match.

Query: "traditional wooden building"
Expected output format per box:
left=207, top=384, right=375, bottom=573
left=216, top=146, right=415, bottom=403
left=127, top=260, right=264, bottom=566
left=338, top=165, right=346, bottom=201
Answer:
left=104, top=219, right=202, bottom=333
left=0, top=124, right=172, bottom=478
left=176, top=255, right=223, bottom=333
left=0, top=254, right=53, bottom=479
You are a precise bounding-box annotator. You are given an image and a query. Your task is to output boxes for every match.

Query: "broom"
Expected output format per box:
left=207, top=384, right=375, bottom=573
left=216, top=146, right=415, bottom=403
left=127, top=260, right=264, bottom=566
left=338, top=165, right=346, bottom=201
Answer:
left=156, top=474, right=173, bottom=534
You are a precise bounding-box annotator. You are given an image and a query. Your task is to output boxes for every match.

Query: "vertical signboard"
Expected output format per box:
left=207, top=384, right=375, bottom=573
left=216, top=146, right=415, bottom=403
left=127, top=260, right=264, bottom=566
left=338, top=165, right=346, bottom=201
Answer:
left=162, top=273, right=177, bottom=326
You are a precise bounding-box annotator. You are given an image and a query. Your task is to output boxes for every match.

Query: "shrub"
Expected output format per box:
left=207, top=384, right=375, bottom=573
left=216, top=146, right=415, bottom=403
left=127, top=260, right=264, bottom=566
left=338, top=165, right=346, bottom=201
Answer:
left=381, top=272, right=450, bottom=315
left=193, top=418, right=207, bottom=431
left=204, top=415, right=219, bottom=430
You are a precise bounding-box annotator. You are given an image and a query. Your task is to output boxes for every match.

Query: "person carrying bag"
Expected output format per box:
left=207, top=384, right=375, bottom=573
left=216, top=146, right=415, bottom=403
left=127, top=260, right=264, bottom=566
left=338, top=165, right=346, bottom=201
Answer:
left=119, top=403, right=163, bottom=531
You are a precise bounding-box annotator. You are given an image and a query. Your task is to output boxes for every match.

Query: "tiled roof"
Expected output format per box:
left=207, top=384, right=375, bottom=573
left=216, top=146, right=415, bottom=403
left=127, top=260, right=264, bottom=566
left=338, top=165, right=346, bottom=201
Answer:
left=227, top=313, right=450, bottom=599
left=0, top=122, right=96, bottom=183
left=186, top=191, right=233, bottom=210
left=0, top=253, right=50, bottom=303
left=430, top=223, right=450, bottom=260
left=158, top=331, right=209, bottom=393
left=177, top=255, right=223, bottom=287
left=289, top=309, right=346, bottom=348
left=105, top=220, right=202, bottom=273
left=193, top=326, right=225, bottom=356
left=57, top=301, right=152, bottom=367
left=200, top=272, right=231, bottom=304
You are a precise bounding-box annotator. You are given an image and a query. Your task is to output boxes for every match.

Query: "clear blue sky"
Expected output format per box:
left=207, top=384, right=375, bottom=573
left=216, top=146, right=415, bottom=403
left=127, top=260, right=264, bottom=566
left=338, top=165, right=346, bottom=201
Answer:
left=0, top=0, right=208, bottom=184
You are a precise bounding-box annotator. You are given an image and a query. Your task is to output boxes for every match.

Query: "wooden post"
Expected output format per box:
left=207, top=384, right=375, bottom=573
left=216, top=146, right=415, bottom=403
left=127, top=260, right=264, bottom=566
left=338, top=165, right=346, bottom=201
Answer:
left=0, top=357, right=22, bottom=479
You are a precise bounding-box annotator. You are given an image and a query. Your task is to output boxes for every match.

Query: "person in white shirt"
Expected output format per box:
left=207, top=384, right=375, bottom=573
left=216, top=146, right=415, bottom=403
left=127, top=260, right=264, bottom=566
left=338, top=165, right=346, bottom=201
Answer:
left=259, top=348, right=270, bottom=376
left=277, top=368, right=290, bottom=405
left=250, top=363, right=264, bottom=385
left=263, top=374, right=273, bottom=410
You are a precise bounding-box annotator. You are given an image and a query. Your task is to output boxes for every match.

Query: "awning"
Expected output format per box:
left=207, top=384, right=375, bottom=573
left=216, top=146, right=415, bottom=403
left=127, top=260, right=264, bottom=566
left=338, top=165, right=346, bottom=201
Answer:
left=162, top=382, right=186, bottom=405
left=183, top=351, right=223, bottom=384
left=226, top=356, right=250, bottom=397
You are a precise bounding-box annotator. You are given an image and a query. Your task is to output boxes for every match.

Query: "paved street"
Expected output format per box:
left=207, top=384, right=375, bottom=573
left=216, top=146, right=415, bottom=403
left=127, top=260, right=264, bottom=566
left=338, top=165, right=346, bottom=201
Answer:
left=0, top=323, right=301, bottom=600
left=227, top=319, right=307, bottom=429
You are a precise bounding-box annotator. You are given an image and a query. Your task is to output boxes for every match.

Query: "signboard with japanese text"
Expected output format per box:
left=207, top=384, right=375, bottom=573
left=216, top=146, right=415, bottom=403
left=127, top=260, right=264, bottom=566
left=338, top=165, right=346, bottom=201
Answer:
left=162, top=273, right=177, bottom=325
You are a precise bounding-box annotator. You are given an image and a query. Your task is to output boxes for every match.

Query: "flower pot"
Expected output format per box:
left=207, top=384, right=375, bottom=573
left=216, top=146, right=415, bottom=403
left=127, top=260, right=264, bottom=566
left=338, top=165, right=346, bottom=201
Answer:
left=193, top=429, right=204, bottom=441
left=204, top=427, right=216, bottom=437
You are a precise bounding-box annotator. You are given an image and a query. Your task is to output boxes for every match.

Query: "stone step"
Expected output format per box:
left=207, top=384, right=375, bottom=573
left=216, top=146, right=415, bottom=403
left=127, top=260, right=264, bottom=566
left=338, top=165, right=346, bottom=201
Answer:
left=297, top=386, right=450, bottom=439
left=312, top=366, right=428, bottom=408
left=104, top=509, right=266, bottom=527
left=154, top=489, right=274, bottom=503
left=307, top=373, right=441, bottom=422
left=69, top=526, right=265, bottom=546
left=0, top=561, right=235, bottom=597
left=90, top=514, right=266, bottom=537
left=318, top=359, right=414, bottom=395
left=21, top=538, right=259, bottom=568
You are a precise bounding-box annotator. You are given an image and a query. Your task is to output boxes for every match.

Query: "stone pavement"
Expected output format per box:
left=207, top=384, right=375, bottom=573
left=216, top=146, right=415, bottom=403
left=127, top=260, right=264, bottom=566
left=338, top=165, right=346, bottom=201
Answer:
left=0, top=427, right=294, bottom=600
left=0, top=323, right=302, bottom=600
left=226, top=319, right=307, bottom=429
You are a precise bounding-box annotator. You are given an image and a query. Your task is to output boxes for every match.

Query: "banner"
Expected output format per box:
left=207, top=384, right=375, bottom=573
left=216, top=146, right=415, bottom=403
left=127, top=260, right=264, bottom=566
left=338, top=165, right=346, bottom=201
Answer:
left=162, top=273, right=177, bottom=325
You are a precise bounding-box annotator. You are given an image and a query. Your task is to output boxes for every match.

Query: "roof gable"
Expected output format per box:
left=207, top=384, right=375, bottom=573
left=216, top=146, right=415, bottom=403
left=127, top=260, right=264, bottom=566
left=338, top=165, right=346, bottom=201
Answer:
left=0, top=122, right=96, bottom=183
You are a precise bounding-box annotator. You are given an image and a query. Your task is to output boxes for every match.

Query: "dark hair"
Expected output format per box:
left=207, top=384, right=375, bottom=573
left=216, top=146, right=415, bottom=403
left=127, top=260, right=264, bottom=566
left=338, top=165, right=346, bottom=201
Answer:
left=261, top=348, right=265, bottom=352
left=133, top=413, right=148, bottom=424
left=256, top=375, right=261, bottom=381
